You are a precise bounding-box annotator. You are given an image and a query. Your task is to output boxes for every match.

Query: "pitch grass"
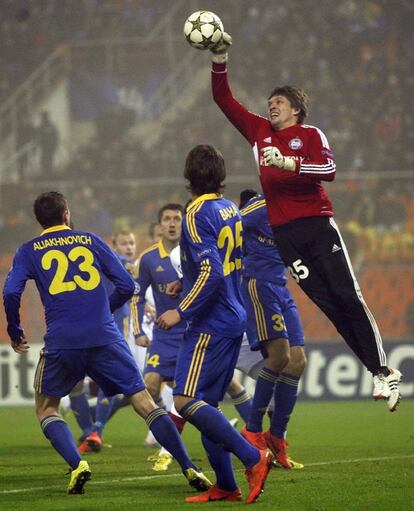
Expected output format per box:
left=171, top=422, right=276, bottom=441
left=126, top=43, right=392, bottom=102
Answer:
left=0, top=401, right=413, bottom=511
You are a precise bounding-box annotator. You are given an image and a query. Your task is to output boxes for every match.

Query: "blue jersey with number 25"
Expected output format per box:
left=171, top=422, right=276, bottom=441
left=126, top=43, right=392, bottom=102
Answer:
left=178, top=193, right=246, bottom=336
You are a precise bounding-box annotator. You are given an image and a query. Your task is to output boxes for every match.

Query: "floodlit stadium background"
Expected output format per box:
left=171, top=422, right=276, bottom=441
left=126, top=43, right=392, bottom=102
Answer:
left=0, top=0, right=413, bottom=404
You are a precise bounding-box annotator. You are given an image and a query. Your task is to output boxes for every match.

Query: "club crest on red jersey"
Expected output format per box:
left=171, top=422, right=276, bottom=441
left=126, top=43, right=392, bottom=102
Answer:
left=288, top=138, right=303, bottom=150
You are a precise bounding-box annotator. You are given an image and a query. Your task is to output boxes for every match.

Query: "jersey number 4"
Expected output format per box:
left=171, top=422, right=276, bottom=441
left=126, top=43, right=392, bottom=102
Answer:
left=217, top=220, right=243, bottom=276
left=41, top=247, right=101, bottom=295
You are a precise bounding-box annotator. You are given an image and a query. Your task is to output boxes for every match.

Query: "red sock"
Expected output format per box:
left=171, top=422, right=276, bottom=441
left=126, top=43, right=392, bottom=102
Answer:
left=168, top=412, right=186, bottom=434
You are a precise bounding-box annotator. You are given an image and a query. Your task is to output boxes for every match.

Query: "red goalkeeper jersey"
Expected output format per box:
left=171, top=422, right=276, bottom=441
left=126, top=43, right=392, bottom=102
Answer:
left=212, top=63, right=336, bottom=227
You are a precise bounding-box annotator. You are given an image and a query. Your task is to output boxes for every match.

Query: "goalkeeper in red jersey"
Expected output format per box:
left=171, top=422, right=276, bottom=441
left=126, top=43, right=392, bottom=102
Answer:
left=207, top=33, right=401, bottom=413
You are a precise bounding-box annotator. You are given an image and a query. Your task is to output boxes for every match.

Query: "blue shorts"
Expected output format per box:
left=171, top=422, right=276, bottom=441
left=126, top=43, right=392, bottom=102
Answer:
left=34, top=341, right=145, bottom=398
left=173, top=330, right=242, bottom=407
left=144, top=333, right=182, bottom=381
left=242, top=277, right=305, bottom=350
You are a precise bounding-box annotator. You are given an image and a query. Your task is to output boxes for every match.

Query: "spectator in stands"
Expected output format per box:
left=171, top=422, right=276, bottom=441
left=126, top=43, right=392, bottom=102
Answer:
left=16, top=114, right=36, bottom=181
left=376, top=189, right=406, bottom=232
left=0, top=0, right=413, bottom=256
left=353, top=192, right=378, bottom=229
left=37, top=111, right=59, bottom=177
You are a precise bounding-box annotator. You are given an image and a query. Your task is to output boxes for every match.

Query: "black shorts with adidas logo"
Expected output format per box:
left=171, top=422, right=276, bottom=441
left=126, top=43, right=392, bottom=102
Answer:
left=271, top=216, right=386, bottom=373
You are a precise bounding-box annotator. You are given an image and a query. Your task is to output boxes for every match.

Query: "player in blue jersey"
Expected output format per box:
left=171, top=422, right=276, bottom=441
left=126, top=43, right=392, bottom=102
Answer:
left=108, top=229, right=137, bottom=336
left=141, top=219, right=176, bottom=451
left=2, top=191, right=212, bottom=495
left=158, top=145, right=272, bottom=504
left=64, top=230, right=137, bottom=453
left=133, top=204, right=185, bottom=394
left=132, top=204, right=188, bottom=471
left=169, top=244, right=253, bottom=428
left=238, top=189, right=306, bottom=470
left=76, top=229, right=138, bottom=453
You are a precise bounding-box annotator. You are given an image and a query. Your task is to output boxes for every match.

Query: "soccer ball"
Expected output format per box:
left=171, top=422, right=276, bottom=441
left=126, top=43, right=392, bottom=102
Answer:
left=183, top=11, right=223, bottom=50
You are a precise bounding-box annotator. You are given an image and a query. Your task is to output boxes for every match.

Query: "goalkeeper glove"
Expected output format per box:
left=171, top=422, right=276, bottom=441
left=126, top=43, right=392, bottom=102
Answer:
left=261, top=146, right=297, bottom=172
left=210, top=32, right=232, bottom=64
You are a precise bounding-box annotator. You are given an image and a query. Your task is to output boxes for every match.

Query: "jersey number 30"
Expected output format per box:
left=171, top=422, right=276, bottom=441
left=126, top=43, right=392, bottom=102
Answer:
left=217, top=221, right=242, bottom=276
left=41, top=247, right=101, bottom=295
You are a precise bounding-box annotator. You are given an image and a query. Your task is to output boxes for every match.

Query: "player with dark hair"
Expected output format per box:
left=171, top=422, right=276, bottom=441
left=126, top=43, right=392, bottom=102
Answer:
left=207, top=35, right=401, bottom=412
left=238, top=189, right=305, bottom=469
left=3, top=191, right=211, bottom=495
left=158, top=145, right=272, bottom=504
left=132, top=203, right=187, bottom=471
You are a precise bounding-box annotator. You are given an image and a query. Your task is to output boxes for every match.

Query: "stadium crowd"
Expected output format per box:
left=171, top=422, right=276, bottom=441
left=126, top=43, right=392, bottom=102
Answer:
left=0, top=0, right=413, bottom=338
left=1, top=1, right=412, bottom=178
left=0, top=0, right=165, bottom=102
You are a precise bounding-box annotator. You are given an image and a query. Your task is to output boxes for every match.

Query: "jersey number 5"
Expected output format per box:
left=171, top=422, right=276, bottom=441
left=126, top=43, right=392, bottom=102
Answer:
left=217, top=220, right=243, bottom=276
left=287, top=259, right=310, bottom=283
left=41, top=247, right=101, bottom=295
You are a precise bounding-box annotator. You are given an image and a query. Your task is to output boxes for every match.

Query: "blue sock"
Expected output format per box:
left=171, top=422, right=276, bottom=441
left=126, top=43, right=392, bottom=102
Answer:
left=271, top=372, right=300, bottom=439
left=94, top=390, right=116, bottom=437
left=146, top=408, right=194, bottom=471
left=108, top=395, right=130, bottom=420
left=181, top=400, right=259, bottom=468
left=248, top=367, right=278, bottom=432
left=41, top=415, right=81, bottom=469
left=89, top=404, right=96, bottom=423
left=70, top=393, right=94, bottom=438
left=201, top=434, right=238, bottom=492
left=230, top=389, right=252, bottom=423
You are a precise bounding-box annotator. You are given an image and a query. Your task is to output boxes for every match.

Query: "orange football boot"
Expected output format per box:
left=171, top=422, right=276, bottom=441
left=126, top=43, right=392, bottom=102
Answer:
left=185, top=485, right=242, bottom=503
left=241, top=425, right=267, bottom=450
left=245, top=449, right=272, bottom=504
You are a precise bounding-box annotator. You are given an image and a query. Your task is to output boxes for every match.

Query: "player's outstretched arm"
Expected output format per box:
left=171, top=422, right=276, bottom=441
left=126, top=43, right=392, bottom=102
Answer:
left=210, top=32, right=232, bottom=63
left=210, top=32, right=262, bottom=145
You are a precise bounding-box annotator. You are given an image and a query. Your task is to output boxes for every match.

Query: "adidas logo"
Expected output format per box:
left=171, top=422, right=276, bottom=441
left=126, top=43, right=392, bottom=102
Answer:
left=332, top=244, right=341, bottom=253
left=263, top=137, right=272, bottom=143
left=155, top=265, right=164, bottom=272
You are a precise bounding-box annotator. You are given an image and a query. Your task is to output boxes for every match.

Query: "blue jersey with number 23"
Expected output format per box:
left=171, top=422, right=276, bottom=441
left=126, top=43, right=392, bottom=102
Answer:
left=3, top=225, right=136, bottom=349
